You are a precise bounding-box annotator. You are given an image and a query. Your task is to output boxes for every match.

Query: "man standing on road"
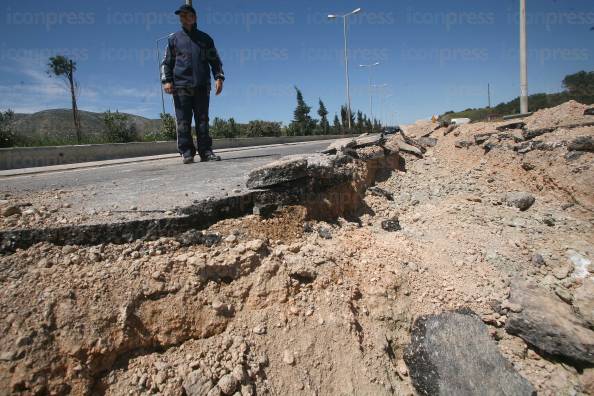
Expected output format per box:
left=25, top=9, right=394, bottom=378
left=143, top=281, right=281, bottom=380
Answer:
left=161, top=4, right=225, bottom=164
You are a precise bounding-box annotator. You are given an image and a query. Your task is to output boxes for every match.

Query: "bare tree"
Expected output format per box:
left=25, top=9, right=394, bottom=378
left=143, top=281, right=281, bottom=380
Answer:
left=47, top=55, right=82, bottom=143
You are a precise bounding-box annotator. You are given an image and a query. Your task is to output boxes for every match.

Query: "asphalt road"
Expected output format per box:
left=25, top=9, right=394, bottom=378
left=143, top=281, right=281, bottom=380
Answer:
left=0, top=139, right=338, bottom=226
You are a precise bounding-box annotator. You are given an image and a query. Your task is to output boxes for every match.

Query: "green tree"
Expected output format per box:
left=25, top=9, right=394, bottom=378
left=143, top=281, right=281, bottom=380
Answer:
left=226, top=118, right=240, bottom=138
left=340, top=105, right=355, bottom=133
left=356, top=111, right=364, bottom=134
left=103, top=110, right=138, bottom=143
left=332, top=114, right=341, bottom=135
left=563, top=71, right=594, bottom=96
left=289, top=87, right=315, bottom=136
left=317, top=99, right=330, bottom=135
left=160, top=112, right=176, bottom=140
left=0, top=109, right=16, bottom=148
left=47, top=55, right=82, bottom=143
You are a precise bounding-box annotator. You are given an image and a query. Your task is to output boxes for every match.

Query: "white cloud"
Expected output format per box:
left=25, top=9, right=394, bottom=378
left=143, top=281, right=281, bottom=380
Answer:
left=0, top=58, right=161, bottom=117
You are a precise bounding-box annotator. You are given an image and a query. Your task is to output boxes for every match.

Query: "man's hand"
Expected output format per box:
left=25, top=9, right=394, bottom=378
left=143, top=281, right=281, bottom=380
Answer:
left=215, top=79, right=224, bottom=96
left=163, top=83, right=174, bottom=95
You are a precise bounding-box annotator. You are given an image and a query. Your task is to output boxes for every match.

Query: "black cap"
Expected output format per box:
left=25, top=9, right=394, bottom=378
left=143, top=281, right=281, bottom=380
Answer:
left=175, top=5, right=196, bottom=15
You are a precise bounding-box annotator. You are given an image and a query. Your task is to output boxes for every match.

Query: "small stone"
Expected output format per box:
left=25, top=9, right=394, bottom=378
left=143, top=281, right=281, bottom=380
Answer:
left=466, top=195, right=482, bottom=203
left=130, top=206, right=138, bottom=211
left=318, top=227, right=332, bottom=240
left=521, top=162, right=535, bottom=171
left=542, top=215, right=555, bottom=227
left=225, top=235, right=237, bottom=243
left=240, top=384, right=255, bottom=396
left=555, top=287, right=573, bottom=304
left=2, top=205, right=21, bottom=217
left=283, top=350, right=295, bottom=365
left=245, top=239, right=265, bottom=252
left=231, top=366, right=246, bottom=383
left=504, top=192, right=535, bottom=211
left=253, top=324, right=267, bottom=335
left=217, top=374, right=238, bottom=395
left=0, top=351, right=16, bottom=361
left=152, top=271, right=162, bottom=280
left=397, top=359, right=408, bottom=376
left=531, top=253, right=545, bottom=267
left=381, top=218, right=402, bottom=232
left=553, top=266, right=571, bottom=280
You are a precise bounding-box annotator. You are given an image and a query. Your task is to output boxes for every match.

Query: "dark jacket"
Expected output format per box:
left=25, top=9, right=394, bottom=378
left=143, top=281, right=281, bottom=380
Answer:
left=160, top=24, right=225, bottom=88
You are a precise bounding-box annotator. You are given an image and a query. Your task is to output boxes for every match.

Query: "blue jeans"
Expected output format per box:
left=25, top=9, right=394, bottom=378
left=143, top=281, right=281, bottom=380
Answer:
left=173, top=85, right=212, bottom=157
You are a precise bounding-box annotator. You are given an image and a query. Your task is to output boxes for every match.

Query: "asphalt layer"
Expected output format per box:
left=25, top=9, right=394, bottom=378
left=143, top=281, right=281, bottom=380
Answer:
left=0, top=139, right=337, bottom=227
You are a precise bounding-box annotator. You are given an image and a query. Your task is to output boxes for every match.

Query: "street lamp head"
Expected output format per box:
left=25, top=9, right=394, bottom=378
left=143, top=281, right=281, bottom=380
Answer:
left=373, top=62, right=380, bottom=66
left=328, top=14, right=337, bottom=19
left=352, top=8, right=362, bottom=15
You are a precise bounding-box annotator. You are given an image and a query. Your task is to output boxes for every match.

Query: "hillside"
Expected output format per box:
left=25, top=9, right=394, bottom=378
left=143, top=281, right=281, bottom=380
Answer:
left=440, top=70, right=594, bottom=122
left=12, top=109, right=162, bottom=145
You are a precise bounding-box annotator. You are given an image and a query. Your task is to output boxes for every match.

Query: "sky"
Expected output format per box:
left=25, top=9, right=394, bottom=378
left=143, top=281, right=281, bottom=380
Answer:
left=0, top=0, right=593, bottom=125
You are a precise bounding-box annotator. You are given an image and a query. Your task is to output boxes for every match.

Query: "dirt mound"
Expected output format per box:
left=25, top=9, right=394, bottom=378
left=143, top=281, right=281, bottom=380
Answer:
left=524, top=100, right=591, bottom=130
left=1, top=101, right=593, bottom=395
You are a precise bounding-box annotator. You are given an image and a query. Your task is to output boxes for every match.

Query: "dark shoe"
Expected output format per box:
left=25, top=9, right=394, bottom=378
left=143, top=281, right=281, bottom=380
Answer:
left=200, top=151, right=221, bottom=162
left=182, top=151, right=194, bottom=164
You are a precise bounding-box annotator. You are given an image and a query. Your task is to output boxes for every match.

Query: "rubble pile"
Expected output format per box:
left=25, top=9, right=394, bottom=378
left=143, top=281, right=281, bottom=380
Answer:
left=1, top=101, right=593, bottom=395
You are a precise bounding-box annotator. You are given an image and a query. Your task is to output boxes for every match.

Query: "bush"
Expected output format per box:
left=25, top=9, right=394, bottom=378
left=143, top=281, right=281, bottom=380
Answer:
left=246, top=120, right=282, bottom=137
left=0, top=109, right=16, bottom=148
left=160, top=112, right=177, bottom=140
left=102, top=110, right=138, bottom=143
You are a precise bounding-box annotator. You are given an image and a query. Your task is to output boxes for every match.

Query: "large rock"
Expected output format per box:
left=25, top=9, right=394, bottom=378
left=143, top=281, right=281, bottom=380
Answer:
left=505, top=280, right=594, bottom=365
left=505, top=192, right=535, bottom=211
left=246, top=156, right=308, bottom=189
left=404, top=310, right=535, bottom=396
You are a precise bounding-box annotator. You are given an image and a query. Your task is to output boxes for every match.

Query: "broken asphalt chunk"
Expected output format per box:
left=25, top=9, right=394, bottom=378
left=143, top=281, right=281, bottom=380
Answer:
left=568, top=136, right=594, bottom=152
left=496, top=121, right=526, bottom=132
left=381, top=218, right=401, bottom=232
left=404, top=310, right=535, bottom=396
left=505, top=279, right=594, bottom=366
left=246, top=156, right=308, bottom=189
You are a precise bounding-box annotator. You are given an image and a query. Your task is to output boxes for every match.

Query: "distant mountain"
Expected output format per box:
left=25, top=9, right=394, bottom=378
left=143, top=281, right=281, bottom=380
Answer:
left=12, top=109, right=162, bottom=144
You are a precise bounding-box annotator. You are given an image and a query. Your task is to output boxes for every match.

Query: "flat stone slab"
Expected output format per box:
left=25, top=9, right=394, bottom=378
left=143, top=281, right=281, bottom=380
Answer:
left=505, top=279, right=594, bottom=365
left=404, top=310, right=535, bottom=396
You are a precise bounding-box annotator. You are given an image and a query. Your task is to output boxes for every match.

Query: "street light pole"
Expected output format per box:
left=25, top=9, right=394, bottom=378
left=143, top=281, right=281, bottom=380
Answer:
left=360, top=62, right=380, bottom=121
left=186, top=0, right=192, bottom=6
left=156, top=34, right=172, bottom=115
left=328, top=8, right=362, bottom=130
left=520, top=0, right=528, bottom=113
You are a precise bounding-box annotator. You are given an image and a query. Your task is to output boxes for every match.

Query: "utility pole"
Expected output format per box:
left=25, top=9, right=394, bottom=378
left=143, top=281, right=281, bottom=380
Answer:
left=487, top=83, right=491, bottom=108
left=360, top=62, right=380, bottom=121
left=520, top=0, right=528, bottom=113
left=328, top=8, right=362, bottom=130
